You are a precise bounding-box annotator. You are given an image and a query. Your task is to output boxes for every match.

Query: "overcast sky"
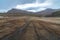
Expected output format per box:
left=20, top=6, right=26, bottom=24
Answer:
left=0, top=0, right=60, bottom=12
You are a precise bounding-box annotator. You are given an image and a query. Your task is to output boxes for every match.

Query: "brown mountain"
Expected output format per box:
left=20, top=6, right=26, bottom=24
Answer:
left=6, top=8, right=60, bottom=17
left=35, top=8, right=57, bottom=16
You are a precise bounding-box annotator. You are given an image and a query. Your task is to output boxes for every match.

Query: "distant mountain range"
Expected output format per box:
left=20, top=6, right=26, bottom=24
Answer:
left=0, top=8, right=60, bottom=17
left=7, top=8, right=60, bottom=16
left=35, top=8, right=56, bottom=16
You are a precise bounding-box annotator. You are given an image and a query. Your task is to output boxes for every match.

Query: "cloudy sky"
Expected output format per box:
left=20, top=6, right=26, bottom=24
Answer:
left=0, top=0, right=60, bottom=12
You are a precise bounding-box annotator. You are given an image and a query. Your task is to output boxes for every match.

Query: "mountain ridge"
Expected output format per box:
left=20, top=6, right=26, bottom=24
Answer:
left=1, top=8, right=60, bottom=17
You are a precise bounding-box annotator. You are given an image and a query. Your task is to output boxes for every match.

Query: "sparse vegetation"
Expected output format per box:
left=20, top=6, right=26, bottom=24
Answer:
left=0, top=16, right=60, bottom=40
left=45, top=11, right=60, bottom=17
left=52, top=11, right=60, bottom=17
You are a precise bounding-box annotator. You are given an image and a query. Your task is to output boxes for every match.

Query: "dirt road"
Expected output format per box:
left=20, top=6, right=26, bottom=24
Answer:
left=0, top=17, right=60, bottom=40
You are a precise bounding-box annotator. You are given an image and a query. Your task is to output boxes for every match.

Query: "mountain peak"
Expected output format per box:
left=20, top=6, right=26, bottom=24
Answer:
left=7, top=8, right=34, bottom=14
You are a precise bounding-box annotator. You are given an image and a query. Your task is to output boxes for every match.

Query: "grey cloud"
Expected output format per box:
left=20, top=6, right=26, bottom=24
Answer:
left=26, top=7, right=40, bottom=10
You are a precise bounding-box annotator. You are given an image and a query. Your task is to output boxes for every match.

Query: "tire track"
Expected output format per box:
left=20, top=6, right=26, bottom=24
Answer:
left=32, top=22, right=48, bottom=40
left=32, top=20, right=60, bottom=40
left=39, top=21, right=60, bottom=36
left=1, top=18, right=60, bottom=40
left=1, top=18, right=31, bottom=40
left=19, top=22, right=37, bottom=40
left=38, top=21, right=60, bottom=40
